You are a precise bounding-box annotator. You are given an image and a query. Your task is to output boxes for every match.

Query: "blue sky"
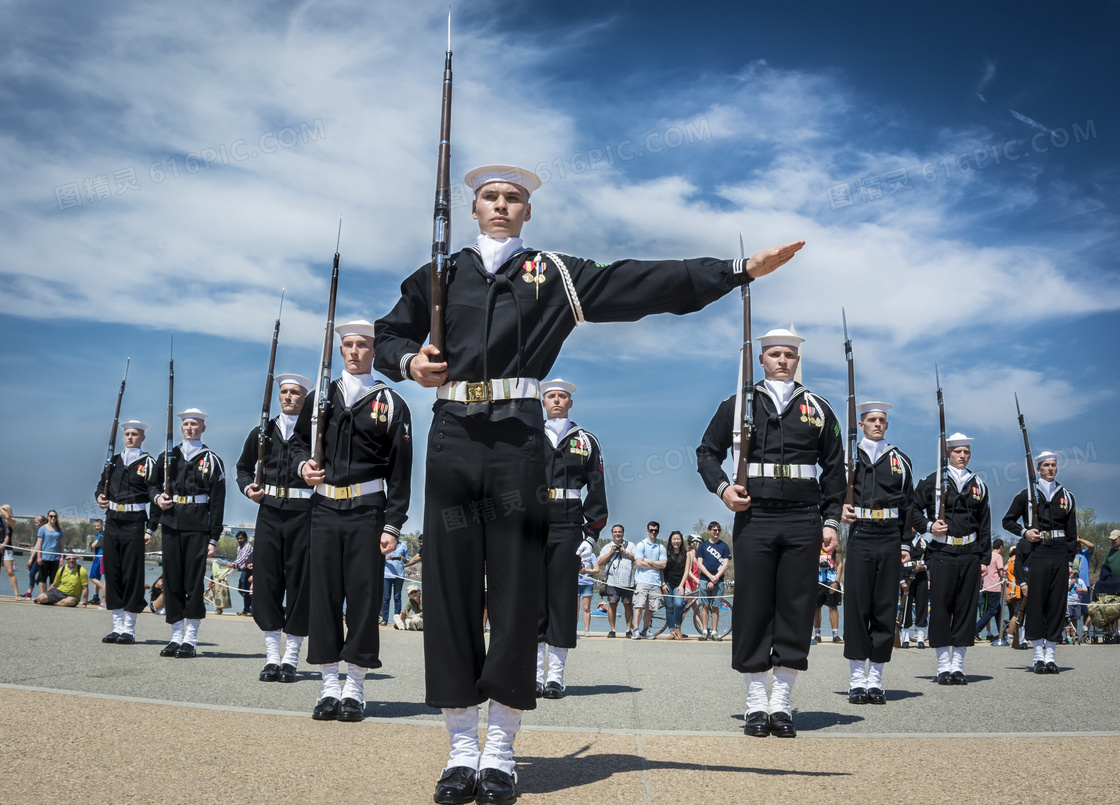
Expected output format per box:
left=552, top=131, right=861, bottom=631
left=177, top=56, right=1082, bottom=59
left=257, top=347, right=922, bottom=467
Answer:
left=2, top=0, right=1118, bottom=535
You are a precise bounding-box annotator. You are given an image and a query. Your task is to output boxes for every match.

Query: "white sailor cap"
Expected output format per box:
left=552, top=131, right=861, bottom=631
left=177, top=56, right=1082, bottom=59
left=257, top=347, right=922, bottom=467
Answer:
left=276, top=373, right=313, bottom=391
left=334, top=320, right=376, bottom=340
left=464, top=164, right=542, bottom=197
left=1035, top=450, right=1059, bottom=465
left=119, top=420, right=149, bottom=431
left=541, top=378, right=577, bottom=396
left=177, top=408, right=208, bottom=421
left=757, top=327, right=805, bottom=350
left=857, top=401, right=892, bottom=417
left=945, top=432, right=973, bottom=447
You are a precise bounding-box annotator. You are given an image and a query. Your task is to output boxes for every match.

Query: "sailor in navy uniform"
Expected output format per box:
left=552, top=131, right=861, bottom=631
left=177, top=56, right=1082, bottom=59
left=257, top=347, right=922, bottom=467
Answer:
left=150, top=408, right=225, bottom=658
left=696, top=328, right=845, bottom=739
left=236, top=373, right=314, bottom=684
left=96, top=419, right=159, bottom=644
left=535, top=378, right=607, bottom=700
left=910, top=432, right=991, bottom=684
left=296, top=320, right=412, bottom=724
left=1002, top=450, right=1077, bottom=673
left=375, top=164, right=803, bottom=804
left=839, top=401, right=915, bottom=705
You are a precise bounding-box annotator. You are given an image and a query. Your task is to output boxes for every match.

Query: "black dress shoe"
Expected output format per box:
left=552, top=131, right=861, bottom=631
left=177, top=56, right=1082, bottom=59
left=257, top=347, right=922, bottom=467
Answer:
left=743, top=710, right=769, bottom=737
left=278, top=663, right=298, bottom=683
left=916, top=641, right=926, bottom=649
left=433, top=766, right=477, bottom=805
left=1033, top=660, right=1047, bottom=674
left=102, top=632, right=121, bottom=644
left=159, top=642, right=181, bottom=657
left=867, top=687, right=886, bottom=705
left=259, top=663, right=280, bottom=682
left=936, top=671, right=951, bottom=685
left=116, top=633, right=135, bottom=645
left=475, top=768, right=516, bottom=805
left=337, top=697, right=364, bottom=722
left=768, top=711, right=796, bottom=738
left=174, top=643, right=197, bottom=658
left=312, top=697, right=340, bottom=721
left=949, top=671, right=967, bottom=685
left=1045, top=661, right=1060, bottom=674
left=848, top=687, right=868, bottom=705
left=542, top=680, right=564, bottom=699
left=535, top=683, right=544, bottom=698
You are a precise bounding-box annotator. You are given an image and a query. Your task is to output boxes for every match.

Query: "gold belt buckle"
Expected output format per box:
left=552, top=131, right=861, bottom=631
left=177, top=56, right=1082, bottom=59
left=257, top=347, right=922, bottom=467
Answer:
left=772, top=464, right=789, bottom=479
left=465, top=382, right=491, bottom=402
left=548, top=489, right=559, bottom=500
left=871, top=510, right=885, bottom=520
left=275, top=487, right=288, bottom=499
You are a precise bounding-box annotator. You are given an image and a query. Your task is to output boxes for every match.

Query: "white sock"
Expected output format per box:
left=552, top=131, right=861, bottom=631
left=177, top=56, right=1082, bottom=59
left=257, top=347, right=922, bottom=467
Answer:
left=535, top=642, right=547, bottom=685
left=170, top=620, right=185, bottom=644
left=769, top=666, right=797, bottom=714
left=916, top=629, right=926, bottom=643
left=480, top=701, right=522, bottom=776
left=123, top=611, right=137, bottom=636
left=867, top=662, right=884, bottom=689
left=443, top=706, right=481, bottom=770
left=1033, top=642, right=1045, bottom=663
left=282, top=634, right=303, bottom=667
left=546, top=646, right=568, bottom=686
left=320, top=663, right=341, bottom=700
left=744, top=672, right=768, bottom=713
left=183, top=618, right=200, bottom=647
left=1044, top=640, right=1056, bottom=664
left=935, top=646, right=951, bottom=673
left=342, top=664, right=367, bottom=702
left=900, top=629, right=910, bottom=643
left=950, top=647, right=966, bottom=673
left=111, top=609, right=125, bottom=633
left=264, top=631, right=282, bottom=665
left=848, top=659, right=867, bottom=690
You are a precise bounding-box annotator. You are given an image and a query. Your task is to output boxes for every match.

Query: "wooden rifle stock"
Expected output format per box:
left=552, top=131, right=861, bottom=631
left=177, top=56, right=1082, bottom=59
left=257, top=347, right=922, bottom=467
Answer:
left=430, top=12, right=453, bottom=354
left=734, top=233, right=753, bottom=487
left=311, top=223, right=342, bottom=467
left=255, top=291, right=285, bottom=486
left=101, top=358, right=130, bottom=494
left=842, top=309, right=857, bottom=508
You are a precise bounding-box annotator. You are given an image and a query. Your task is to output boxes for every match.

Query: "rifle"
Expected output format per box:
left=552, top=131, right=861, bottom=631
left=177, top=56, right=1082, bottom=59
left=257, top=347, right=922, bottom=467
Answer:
left=310, top=221, right=342, bottom=467
left=842, top=309, right=857, bottom=508
left=934, top=363, right=948, bottom=523
left=255, top=291, right=285, bottom=486
left=100, top=358, right=130, bottom=494
left=1014, top=392, right=1040, bottom=531
left=733, top=232, right=754, bottom=487
left=429, top=9, right=453, bottom=354
left=894, top=584, right=910, bottom=649
left=164, top=335, right=174, bottom=497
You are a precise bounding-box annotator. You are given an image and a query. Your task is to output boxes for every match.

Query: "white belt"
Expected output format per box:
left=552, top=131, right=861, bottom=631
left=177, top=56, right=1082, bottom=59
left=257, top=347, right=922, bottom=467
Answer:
left=264, top=485, right=313, bottom=500
left=746, top=462, right=818, bottom=479
left=437, top=378, right=540, bottom=403
left=854, top=507, right=899, bottom=520
left=315, top=479, right=385, bottom=501
left=172, top=494, right=208, bottom=505
left=1039, top=529, right=1066, bottom=540
left=108, top=502, right=146, bottom=513
left=933, top=532, right=977, bottom=546
left=548, top=488, right=582, bottom=500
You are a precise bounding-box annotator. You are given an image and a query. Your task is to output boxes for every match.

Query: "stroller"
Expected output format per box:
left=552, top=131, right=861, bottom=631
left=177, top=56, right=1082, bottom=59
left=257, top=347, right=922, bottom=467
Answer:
left=203, top=560, right=234, bottom=615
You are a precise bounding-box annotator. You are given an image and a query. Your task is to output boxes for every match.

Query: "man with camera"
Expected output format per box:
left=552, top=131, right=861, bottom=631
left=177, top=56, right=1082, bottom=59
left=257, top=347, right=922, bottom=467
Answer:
left=597, top=524, right=636, bottom=638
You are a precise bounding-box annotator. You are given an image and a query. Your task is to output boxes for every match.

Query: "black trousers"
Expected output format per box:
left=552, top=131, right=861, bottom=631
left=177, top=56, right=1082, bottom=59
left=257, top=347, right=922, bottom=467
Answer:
left=843, top=534, right=901, bottom=664
left=306, top=503, right=385, bottom=668
left=1024, top=548, right=1068, bottom=642
left=423, top=413, right=546, bottom=711
left=926, top=551, right=981, bottom=648
left=102, top=518, right=147, bottom=613
left=252, top=505, right=311, bottom=636
left=903, top=572, right=929, bottom=629
left=731, top=506, right=821, bottom=674
left=162, top=527, right=209, bottom=623
left=538, top=523, right=581, bottom=649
